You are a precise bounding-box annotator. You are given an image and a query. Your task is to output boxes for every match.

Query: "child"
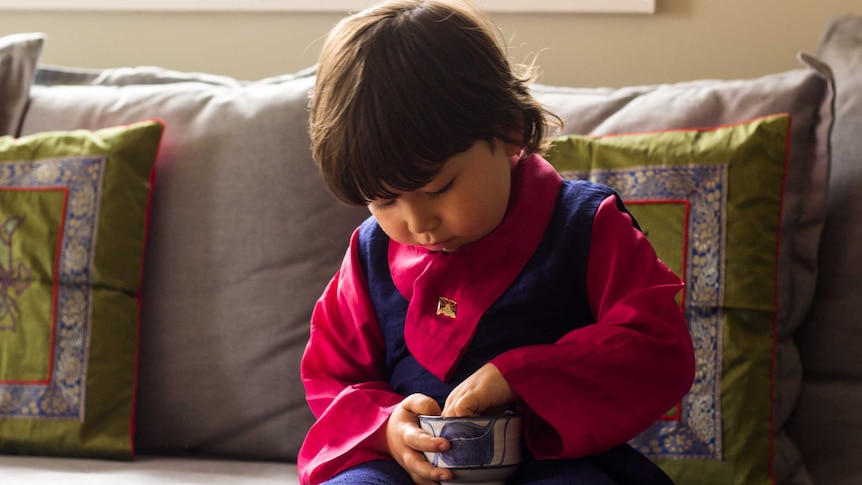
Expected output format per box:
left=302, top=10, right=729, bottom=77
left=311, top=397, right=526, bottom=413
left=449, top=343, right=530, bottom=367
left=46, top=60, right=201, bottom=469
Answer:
left=299, top=1, right=695, bottom=484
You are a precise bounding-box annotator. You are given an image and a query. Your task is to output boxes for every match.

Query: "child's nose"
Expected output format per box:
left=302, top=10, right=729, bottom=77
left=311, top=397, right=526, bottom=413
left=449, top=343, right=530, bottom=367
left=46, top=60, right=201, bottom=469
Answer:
left=404, top=201, right=439, bottom=235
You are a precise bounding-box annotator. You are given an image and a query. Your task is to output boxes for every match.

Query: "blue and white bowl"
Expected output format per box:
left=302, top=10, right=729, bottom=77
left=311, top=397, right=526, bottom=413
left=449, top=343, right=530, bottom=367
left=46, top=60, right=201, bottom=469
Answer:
left=419, top=413, right=523, bottom=485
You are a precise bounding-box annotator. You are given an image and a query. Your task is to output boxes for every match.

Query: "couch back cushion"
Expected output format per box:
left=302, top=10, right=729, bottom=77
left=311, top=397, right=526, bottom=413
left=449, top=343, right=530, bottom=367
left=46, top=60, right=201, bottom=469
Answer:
left=789, top=14, right=862, bottom=485
left=21, top=66, right=369, bottom=461
left=0, top=33, right=43, bottom=135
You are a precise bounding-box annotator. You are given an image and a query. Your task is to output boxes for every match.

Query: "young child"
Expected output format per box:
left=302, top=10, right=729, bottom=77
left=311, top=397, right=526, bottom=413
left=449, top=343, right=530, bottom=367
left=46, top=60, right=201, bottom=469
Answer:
left=299, top=1, right=696, bottom=484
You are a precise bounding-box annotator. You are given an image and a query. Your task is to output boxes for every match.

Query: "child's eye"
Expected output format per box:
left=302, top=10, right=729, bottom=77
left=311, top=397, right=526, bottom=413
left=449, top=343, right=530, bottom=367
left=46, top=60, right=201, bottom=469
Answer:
left=370, top=198, right=397, bottom=211
left=428, top=179, right=455, bottom=198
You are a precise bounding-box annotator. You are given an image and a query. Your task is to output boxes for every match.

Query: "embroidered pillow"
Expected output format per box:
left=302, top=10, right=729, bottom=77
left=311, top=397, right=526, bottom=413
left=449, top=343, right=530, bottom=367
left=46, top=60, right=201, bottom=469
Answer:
left=545, top=114, right=791, bottom=485
left=0, top=120, right=163, bottom=459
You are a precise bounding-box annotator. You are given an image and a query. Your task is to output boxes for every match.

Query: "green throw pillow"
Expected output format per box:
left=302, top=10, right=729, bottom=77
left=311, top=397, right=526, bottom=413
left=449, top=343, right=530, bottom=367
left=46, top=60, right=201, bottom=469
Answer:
left=0, top=120, right=163, bottom=459
left=545, top=114, right=790, bottom=485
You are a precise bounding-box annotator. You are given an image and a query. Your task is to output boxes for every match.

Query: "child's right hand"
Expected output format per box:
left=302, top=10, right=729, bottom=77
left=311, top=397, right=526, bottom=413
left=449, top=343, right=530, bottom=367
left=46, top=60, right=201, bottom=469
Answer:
left=386, top=393, right=454, bottom=485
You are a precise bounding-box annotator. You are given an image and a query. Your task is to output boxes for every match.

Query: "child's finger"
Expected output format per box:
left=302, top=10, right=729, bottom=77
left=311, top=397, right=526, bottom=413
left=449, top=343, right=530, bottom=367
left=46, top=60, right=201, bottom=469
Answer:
left=403, top=448, right=453, bottom=484
left=400, top=393, right=442, bottom=417
left=442, top=387, right=482, bottom=417
left=406, top=428, right=449, bottom=453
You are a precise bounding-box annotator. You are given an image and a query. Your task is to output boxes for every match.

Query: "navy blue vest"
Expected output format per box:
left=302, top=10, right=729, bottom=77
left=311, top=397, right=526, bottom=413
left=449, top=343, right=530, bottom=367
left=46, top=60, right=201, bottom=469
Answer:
left=356, top=180, right=625, bottom=408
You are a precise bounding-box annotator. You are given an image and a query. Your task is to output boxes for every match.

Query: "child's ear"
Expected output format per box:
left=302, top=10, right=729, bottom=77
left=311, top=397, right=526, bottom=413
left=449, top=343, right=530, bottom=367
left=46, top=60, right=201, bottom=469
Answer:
left=504, top=142, right=522, bottom=157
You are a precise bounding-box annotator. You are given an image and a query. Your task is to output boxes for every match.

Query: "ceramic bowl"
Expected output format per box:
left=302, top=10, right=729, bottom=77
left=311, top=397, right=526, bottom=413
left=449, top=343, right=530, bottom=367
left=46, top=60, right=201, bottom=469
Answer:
left=419, top=413, right=523, bottom=485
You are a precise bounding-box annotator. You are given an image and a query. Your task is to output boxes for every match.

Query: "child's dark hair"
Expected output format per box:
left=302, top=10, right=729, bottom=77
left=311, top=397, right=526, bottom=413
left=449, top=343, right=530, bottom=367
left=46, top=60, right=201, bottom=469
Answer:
left=310, top=0, right=559, bottom=206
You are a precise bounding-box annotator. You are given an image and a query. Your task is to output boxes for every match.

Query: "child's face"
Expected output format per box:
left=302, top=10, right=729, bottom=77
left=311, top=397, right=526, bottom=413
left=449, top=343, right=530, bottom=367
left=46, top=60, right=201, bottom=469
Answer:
left=368, top=138, right=519, bottom=252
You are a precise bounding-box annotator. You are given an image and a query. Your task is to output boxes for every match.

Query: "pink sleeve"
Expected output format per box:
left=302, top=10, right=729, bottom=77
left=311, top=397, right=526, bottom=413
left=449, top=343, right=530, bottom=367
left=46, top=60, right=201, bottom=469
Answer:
left=491, top=195, right=695, bottom=459
left=298, top=229, right=403, bottom=485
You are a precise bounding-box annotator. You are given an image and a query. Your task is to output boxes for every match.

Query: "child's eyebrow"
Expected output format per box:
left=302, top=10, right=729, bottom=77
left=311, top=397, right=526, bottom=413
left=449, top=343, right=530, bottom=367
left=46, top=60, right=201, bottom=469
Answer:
left=372, top=191, right=400, bottom=204
left=371, top=194, right=398, bottom=204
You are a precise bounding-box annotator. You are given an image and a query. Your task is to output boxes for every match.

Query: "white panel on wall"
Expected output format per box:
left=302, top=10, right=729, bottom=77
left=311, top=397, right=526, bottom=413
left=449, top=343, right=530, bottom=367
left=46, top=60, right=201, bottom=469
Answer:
left=0, top=0, right=655, bottom=14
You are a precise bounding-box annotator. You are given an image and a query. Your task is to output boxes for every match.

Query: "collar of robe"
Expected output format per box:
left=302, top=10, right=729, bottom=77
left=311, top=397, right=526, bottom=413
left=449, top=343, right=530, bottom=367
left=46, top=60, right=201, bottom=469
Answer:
left=387, top=153, right=563, bottom=382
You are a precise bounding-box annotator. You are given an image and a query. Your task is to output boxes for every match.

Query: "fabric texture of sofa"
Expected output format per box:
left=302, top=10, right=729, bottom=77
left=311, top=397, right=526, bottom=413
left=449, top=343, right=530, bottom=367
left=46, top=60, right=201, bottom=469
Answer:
left=0, top=13, right=860, bottom=485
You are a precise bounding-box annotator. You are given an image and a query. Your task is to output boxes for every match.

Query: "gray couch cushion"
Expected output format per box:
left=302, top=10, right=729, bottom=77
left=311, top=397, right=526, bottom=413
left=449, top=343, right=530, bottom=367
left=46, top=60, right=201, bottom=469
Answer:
left=532, top=57, right=832, bottom=484
left=0, top=33, right=43, bottom=136
left=20, top=66, right=368, bottom=461
left=790, top=14, right=862, bottom=485
left=0, top=455, right=299, bottom=484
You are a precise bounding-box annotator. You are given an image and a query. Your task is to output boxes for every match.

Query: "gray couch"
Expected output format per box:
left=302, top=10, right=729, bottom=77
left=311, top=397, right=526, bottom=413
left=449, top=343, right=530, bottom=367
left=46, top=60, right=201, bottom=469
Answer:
left=0, top=13, right=860, bottom=485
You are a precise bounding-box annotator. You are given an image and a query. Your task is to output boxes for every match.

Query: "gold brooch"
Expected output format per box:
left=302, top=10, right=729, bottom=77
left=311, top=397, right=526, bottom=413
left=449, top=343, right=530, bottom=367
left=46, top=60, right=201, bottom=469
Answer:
left=436, top=297, right=457, bottom=319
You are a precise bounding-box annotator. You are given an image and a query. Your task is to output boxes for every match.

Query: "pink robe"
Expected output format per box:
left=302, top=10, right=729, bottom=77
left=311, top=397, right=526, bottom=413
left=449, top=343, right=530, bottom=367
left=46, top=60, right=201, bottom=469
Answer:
left=298, top=154, right=695, bottom=485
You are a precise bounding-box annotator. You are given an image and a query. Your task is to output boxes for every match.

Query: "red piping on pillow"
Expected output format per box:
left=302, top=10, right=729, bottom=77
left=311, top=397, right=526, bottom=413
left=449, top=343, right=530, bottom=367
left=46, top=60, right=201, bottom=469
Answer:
left=129, top=118, right=166, bottom=459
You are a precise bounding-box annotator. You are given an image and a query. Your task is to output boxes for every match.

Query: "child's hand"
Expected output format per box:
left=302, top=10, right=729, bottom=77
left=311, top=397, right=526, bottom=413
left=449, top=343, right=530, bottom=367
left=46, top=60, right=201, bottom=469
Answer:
left=442, top=363, right=518, bottom=417
left=386, top=393, right=453, bottom=485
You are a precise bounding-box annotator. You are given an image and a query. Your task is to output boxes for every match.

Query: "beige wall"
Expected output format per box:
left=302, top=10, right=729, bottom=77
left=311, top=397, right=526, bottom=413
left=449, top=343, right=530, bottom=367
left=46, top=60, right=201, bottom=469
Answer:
left=1, top=0, right=860, bottom=87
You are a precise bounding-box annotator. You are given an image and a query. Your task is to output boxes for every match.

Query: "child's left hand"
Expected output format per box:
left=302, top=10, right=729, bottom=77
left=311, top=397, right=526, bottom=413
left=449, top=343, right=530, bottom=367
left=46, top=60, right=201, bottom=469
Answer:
left=442, top=363, right=518, bottom=417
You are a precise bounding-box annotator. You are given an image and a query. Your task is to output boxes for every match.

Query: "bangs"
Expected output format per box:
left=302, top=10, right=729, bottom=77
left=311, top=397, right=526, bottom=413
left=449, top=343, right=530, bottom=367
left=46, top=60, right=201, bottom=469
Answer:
left=333, top=145, right=446, bottom=205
